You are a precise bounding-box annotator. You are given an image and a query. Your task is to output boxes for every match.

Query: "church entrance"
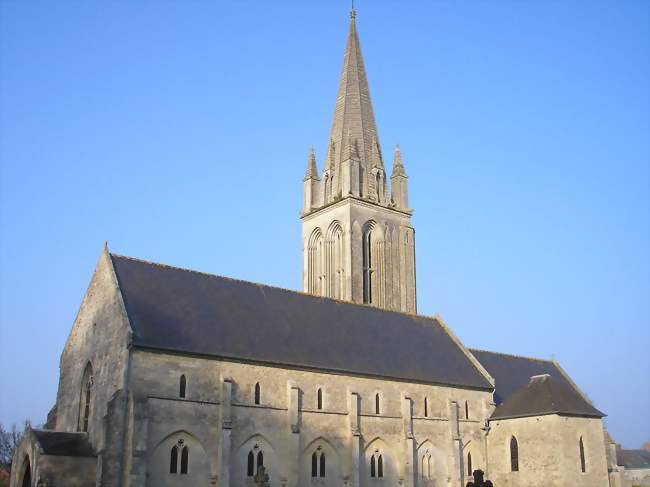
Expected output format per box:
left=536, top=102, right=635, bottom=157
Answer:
left=21, top=456, right=31, bottom=487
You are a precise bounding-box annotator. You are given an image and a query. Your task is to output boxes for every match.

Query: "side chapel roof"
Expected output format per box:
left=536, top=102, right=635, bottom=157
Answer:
left=31, top=430, right=95, bottom=457
left=470, top=349, right=604, bottom=419
left=110, top=253, right=492, bottom=390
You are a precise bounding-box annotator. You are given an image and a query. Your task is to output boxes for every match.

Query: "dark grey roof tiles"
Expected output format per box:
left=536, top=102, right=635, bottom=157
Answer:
left=490, top=374, right=604, bottom=420
left=110, top=254, right=492, bottom=389
left=470, top=349, right=575, bottom=405
left=32, top=430, right=95, bottom=457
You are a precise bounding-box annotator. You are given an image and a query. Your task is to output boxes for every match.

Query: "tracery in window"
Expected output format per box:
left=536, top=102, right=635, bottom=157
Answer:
left=169, top=440, right=188, bottom=475
left=311, top=448, right=326, bottom=478
left=247, top=445, right=264, bottom=478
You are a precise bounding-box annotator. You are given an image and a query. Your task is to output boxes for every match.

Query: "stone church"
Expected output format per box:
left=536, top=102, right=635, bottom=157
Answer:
left=11, top=8, right=615, bottom=487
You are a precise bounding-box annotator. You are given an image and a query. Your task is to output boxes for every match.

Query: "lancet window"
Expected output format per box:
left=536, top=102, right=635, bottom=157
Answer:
left=169, top=440, right=189, bottom=475
left=78, top=363, right=93, bottom=433
left=510, top=436, right=519, bottom=472
left=311, top=449, right=326, bottom=477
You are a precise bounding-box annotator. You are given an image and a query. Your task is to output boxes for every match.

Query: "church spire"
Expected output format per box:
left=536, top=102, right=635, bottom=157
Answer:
left=304, top=146, right=319, bottom=181
left=325, top=8, right=380, bottom=198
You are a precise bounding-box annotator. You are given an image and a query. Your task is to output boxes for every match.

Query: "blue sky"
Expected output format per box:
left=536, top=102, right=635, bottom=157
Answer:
left=1, top=0, right=648, bottom=448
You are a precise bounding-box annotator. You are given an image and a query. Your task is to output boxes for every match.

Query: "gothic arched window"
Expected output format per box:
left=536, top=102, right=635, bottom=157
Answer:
left=421, top=451, right=432, bottom=479
left=247, top=447, right=264, bottom=477
left=254, top=382, right=261, bottom=405
left=377, top=454, right=384, bottom=478
left=179, top=375, right=186, bottom=398
left=247, top=451, right=254, bottom=477
left=467, top=452, right=472, bottom=476
left=510, top=436, right=519, bottom=472
left=375, top=393, right=381, bottom=414
left=317, top=388, right=323, bottom=410
left=170, top=445, right=178, bottom=474
left=465, top=400, right=469, bottom=419
left=180, top=446, right=189, bottom=474
left=424, top=397, right=428, bottom=417
left=78, top=363, right=93, bottom=433
left=320, top=452, right=326, bottom=477
left=362, top=230, right=373, bottom=304
left=370, top=454, right=376, bottom=478
left=579, top=437, right=586, bottom=473
left=312, top=452, right=318, bottom=477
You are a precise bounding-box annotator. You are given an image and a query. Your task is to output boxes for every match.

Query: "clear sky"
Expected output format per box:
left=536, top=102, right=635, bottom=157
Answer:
left=1, top=0, right=648, bottom=448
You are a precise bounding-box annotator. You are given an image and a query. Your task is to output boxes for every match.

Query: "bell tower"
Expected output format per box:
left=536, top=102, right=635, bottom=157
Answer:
left=301, top=8, right=416, bottom=313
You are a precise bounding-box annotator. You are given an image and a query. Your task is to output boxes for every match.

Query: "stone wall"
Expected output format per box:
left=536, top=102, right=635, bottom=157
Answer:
left=125, top=349, right=492, bottom=487
left=487, top=414, right=609, bottom=487
left=53, top=248, right=132, bottom=485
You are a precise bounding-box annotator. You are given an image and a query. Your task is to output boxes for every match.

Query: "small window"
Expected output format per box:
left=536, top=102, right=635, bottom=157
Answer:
left=375, top=393, right=380, bottom=415
left=370, top=455, right=376, bottom=478
left=247, top=451, right=254, bottom=477
left=424, top=397, right=428, bottom=417
left=465, top=400, right=469, bottom=419
left=579, top=437, right=586, bottom=473
left=377, top=454, right=383, bottom=478
left=254, top=382, right=261, bottom=405
left=317, top=388, right=323, bottom=410
left=312, top=452, right=318, bottom=477
left=257, top=450, right=264, bottom=469
left=467, top=452, right=472, bottom=476
left=180, top=446, right=189, bottom=474
left=170, top=445, right=178, bottom=474
left=180, top=375, right=186, bottom=398
left=510, top=436, right=519, bottom=472
left=320, top=452, right=326, bottom=478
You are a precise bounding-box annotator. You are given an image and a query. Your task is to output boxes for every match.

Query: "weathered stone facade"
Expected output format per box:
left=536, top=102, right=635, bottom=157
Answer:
left=10, top=7, right=615, bottom=487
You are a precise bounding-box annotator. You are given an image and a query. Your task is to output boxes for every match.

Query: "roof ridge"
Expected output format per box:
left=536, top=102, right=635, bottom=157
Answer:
left=469, top=348, right=554, bottom=364
left=110, top=252, right=440, bottom=323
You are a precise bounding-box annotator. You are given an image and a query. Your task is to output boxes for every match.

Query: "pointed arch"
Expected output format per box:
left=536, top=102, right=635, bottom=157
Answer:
left=326, top=221, right=345, bottom=299
left=19, top=455, right=31, bottom=487
left=301, top=436, right=340, bottom=484
left=247, top=450, right=255, bottom=477
left=417, top=440, right=447, bottom=483
left=362, top=220, right=385, bottom=306
left=510, top=436, right=519, bottom=472
left=78, top=362, right=93, bottom=432
left=308, top=228, right=325, bottom=295
left=170, top=445, right=179, bottom=473
left=149, top=430, right=209, bottom=484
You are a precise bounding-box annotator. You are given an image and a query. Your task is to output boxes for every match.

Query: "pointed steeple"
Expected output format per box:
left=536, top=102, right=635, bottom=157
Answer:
left=371, top=136, right=383, bottom=169
left=392, top=144, right=406, bottom=176
left=304, top=146, right=319, bottom=181
left=326, top=9, right=381, bottom=194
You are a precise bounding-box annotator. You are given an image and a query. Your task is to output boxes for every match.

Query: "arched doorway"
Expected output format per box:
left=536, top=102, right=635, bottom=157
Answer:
left=21, top=456, right=31, bottom=487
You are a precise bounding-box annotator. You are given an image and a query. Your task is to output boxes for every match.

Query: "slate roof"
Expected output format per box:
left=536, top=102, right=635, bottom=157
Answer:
left=489, top=373, right=604, bottom=420
left=470, top=349, right=604, bottom=419
left=470, top=349, right=577, bottom=405
left=617, top=449, right=650, bottom=469
left=110, top=254, right=492, bottom=390
left=32, top=430, right=95, bottom=457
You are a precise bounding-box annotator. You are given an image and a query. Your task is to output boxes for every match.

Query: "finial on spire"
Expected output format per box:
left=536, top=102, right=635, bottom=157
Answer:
left=350, top=0, right=356, bottom=19
left=304, top=146, right=319, bottom=181
left=392, top=144, right=406, bottom=176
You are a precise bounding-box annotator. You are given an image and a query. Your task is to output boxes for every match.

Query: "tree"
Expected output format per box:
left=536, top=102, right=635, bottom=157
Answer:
left=0, top=421, right=29, bottom=471
left=642, top=441, right=650, bottom=452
